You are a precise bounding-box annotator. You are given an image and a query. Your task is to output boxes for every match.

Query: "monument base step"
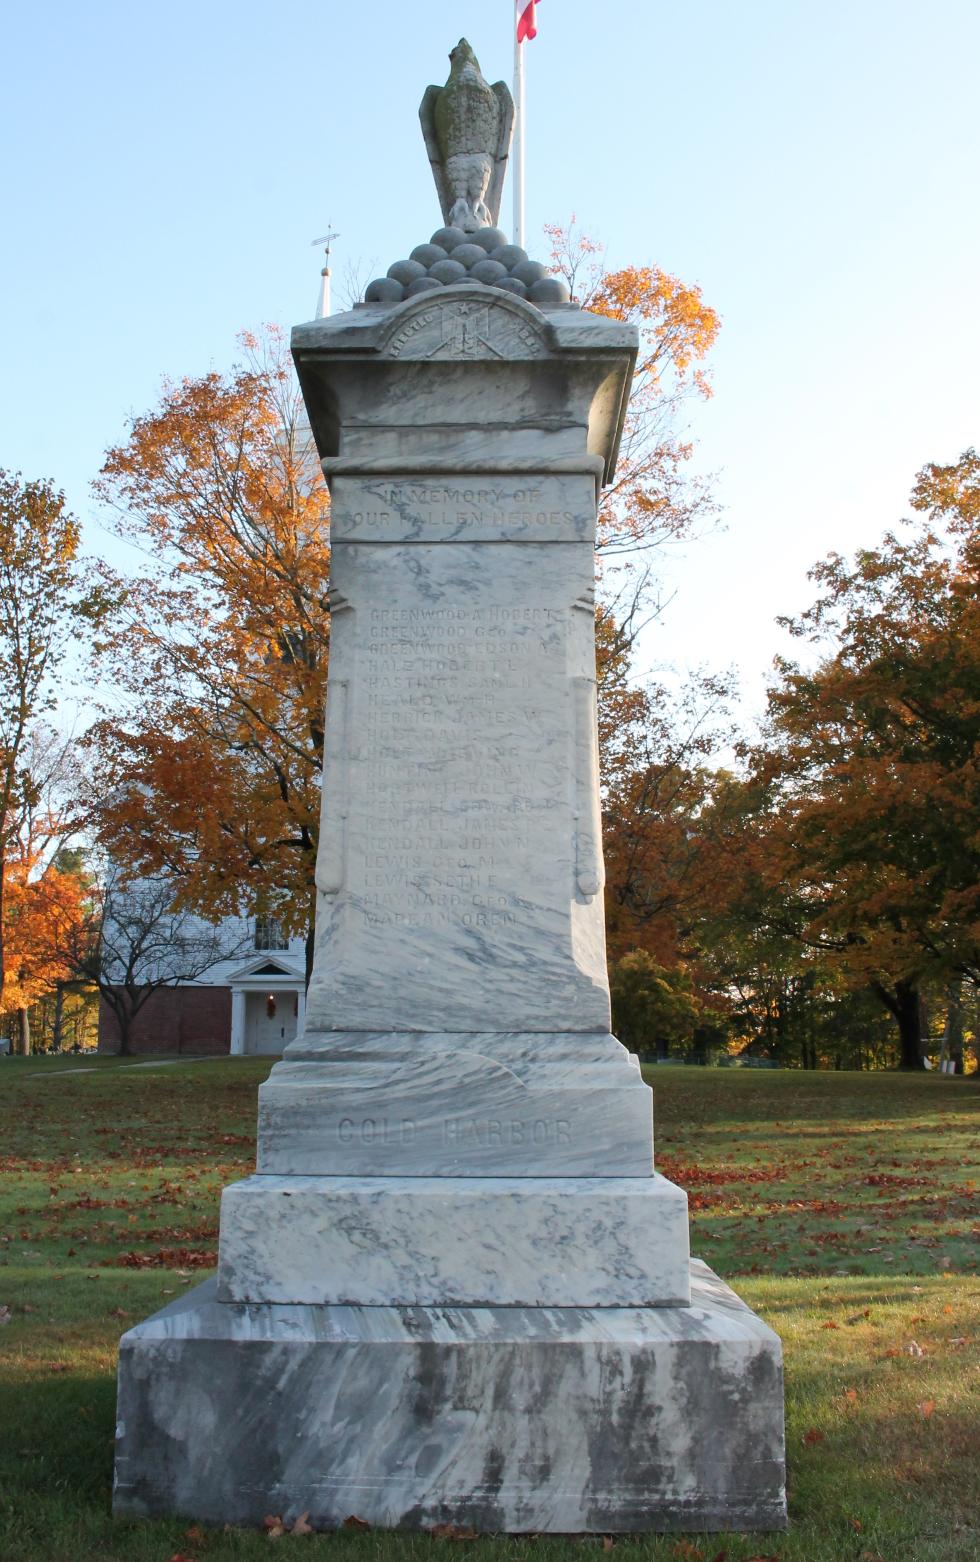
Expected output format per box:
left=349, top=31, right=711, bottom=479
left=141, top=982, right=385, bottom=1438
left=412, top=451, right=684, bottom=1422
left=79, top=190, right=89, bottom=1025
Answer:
left=114, top=1261, right=786, bottom=1533
left=216, top=1172, right=690, bottom=1306
left=258, top=1035, right=655, bottom=1177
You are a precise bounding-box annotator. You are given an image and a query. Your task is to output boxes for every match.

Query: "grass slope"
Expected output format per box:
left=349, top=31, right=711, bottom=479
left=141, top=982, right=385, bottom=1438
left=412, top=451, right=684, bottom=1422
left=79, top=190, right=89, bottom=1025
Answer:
left=0, top=1059, right=977, bottom=1562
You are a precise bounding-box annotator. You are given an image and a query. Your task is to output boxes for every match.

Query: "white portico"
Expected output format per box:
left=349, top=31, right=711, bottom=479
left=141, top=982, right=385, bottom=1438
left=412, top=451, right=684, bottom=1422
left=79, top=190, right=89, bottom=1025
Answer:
left=228, top=955, right=307, bottom=1056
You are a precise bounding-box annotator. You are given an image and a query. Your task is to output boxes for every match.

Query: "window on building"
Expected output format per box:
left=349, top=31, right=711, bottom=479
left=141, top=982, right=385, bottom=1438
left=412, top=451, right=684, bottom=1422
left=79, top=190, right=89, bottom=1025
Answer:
left=254, top=914, right=288, bottom=952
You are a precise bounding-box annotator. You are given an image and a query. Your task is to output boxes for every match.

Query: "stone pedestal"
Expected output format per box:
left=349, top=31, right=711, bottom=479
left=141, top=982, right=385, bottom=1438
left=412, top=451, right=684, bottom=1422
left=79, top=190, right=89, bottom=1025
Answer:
left=115, top=1263, right=785, bottom=1533
left=114, top=281, right=785, bottom=1532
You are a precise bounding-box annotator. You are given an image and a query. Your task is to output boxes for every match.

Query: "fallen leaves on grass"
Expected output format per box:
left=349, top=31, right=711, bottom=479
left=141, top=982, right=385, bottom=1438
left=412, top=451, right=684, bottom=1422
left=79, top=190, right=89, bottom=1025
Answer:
left=343, top=1515, right=371, bottom=1531
left=0, top=1306, right=10, bottom=1325
left=429, top=1522, right=478, bottom=1540
left=802, top=1429, right=825, bottom=1445
left=292, top=1512, right=314, bottom=1535
left=184, top=1526, right=205, bottom=1543
left=843, top=1387, right=859, bottom=1404
left=905, top=1340, right=925, bottom=1357
left=918, top=1398, right=936, bottom=1418
left=118, top=1248, right=213, bottom=1269
left=263, top=1514, right=286, bottom=1538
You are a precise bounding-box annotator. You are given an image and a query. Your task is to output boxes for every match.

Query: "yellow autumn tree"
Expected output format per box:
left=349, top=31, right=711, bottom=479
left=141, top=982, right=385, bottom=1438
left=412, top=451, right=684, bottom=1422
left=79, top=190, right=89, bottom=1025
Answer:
left=546, top=220, right=720, bottom=555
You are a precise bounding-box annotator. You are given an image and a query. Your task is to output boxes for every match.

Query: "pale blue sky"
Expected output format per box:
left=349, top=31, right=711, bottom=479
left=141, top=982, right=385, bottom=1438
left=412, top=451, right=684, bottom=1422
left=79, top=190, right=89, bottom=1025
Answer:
left=3, top=0, right=978, bottom=720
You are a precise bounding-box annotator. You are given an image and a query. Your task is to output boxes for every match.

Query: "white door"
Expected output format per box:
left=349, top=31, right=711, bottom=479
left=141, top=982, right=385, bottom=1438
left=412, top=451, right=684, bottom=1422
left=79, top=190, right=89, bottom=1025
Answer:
left=244, top=990, right=297, bottom=1055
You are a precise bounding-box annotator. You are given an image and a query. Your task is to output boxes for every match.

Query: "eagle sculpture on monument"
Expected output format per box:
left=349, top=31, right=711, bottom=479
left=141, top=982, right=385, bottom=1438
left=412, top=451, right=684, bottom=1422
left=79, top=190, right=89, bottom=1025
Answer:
left=419, top=39, right=515, bottom=232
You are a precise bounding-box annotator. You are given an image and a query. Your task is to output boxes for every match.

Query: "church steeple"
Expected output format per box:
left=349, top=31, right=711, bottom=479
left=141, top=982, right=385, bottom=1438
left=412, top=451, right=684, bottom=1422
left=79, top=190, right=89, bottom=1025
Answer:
left=311, top=229, right=339, bottom=319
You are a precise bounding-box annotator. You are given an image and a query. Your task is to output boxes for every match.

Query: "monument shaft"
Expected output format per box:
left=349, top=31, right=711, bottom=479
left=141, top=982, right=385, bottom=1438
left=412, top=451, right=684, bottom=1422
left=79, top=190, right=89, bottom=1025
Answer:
left=253, top=293, right=659, bottom=1187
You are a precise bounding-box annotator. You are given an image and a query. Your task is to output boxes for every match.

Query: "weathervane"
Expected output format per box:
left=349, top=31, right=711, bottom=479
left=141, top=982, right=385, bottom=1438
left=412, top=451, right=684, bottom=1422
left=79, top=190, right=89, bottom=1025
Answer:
left=311, top=228, right=340, bottom=319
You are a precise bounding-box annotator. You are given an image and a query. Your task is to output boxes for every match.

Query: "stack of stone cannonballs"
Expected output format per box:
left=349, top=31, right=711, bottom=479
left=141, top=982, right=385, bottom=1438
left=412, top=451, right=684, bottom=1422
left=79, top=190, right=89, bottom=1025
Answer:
left=364, top=228, right=572, bottom=306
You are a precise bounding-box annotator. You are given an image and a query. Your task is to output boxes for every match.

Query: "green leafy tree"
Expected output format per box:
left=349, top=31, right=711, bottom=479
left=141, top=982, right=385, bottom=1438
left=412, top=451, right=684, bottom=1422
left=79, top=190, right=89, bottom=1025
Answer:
left=609, top=950, right=701, bottom=1060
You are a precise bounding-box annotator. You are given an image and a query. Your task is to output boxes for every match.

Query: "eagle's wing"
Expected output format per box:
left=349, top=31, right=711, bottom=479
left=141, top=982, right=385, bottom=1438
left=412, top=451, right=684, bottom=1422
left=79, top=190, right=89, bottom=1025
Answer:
left=419, top=85, right=452, bottom=225
left=485, top=80, right=516, bottom=229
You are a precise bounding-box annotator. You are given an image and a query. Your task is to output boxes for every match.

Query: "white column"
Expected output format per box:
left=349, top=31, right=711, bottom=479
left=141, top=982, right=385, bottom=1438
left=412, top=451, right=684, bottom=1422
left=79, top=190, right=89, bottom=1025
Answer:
left=295, top=986, right=307, bottom=1042
left=230, top=988, right=247, bottom=1055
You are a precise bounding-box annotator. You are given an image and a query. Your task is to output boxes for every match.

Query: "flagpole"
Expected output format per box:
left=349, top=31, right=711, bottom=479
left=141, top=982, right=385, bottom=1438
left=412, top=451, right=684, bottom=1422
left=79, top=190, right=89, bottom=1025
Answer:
left=513, top=23, right=525, bottom=247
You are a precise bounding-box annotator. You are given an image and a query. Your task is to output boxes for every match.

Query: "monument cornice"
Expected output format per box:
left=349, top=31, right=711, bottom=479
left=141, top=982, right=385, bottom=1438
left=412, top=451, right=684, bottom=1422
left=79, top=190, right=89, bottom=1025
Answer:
left=291, top=284, right=639, bottom=357
left=293, top=288, right=637, bottom=488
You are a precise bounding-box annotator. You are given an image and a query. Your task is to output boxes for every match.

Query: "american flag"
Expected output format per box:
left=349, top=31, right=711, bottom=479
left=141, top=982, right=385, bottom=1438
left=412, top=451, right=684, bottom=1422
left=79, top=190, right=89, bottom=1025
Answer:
left=516, top=0, right=539, bottom=43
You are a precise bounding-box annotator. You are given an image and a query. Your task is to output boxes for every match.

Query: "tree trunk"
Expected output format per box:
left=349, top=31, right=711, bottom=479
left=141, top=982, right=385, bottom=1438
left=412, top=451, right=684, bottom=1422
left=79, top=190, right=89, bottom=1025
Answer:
left=13, top=1006, right=31, bottom=1057
left=940, top=982, right=964, bottom=1074
left=116, top=994, right=133, bottom=1057
left=52, top=984, right=65, bottom=1053
left=872, top=978, right=926, bottom=1069
left=895, top=981, right=925, bottom=1069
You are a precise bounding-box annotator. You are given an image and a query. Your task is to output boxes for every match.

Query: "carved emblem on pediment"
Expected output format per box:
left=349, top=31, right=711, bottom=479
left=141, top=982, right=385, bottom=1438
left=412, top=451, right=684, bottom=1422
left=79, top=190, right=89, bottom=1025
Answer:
left=384, top=298, right=549, bottom=362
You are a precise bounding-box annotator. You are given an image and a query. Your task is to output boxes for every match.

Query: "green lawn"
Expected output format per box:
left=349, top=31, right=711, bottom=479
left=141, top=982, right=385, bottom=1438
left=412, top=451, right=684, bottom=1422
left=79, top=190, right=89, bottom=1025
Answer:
left=1, top=1058, right=977, bottom=1562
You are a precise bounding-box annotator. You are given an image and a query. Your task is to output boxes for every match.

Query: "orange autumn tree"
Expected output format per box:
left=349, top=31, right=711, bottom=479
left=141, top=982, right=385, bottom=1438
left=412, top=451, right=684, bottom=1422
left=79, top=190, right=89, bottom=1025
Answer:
left=0, top=727, right=91, bottom=1054
left=3, top=856, right=88, bottom=1029
left=0, top=472, right=99, bottom=1051
left=88, top=327, right=330, bottom=975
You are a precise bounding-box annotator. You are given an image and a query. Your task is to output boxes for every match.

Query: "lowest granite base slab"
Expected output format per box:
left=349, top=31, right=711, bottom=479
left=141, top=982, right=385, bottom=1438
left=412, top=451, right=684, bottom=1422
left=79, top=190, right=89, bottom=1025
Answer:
left=216, top=1172, right=690, bottom=1306
left=114, top=1260, right=786, bottom=1533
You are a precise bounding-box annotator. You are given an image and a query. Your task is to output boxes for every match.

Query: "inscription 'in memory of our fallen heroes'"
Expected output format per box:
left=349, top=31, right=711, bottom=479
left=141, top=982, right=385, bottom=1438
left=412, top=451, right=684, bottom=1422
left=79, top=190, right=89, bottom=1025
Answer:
left=329, top=475, right=597, bottom=544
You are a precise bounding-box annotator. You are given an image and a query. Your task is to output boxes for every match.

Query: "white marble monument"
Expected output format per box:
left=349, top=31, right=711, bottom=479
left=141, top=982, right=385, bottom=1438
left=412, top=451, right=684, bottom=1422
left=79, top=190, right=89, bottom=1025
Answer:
left=113, top=39, right=786, bottom=1534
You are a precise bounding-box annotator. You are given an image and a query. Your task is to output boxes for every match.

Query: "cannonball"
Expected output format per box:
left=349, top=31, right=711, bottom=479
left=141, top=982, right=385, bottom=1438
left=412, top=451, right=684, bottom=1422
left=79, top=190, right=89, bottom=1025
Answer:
left=387, top=258, right=427, bottom=286
left=430, top=226, right=469, bottom=251
left=511, top=259, right=548, bottom=287
left=405, top=275, right=443, bottom=296
left=492, top=244, right=528, bottom=270
left=428, top=257, right=468, bottom=284
left=410, top=242, right=447, bottom=267
left=364, top=276, right=405, bottom=303
left=528, top=276, right=571, bottom=305
left=451, top=243, right=489, bottom=269
left=471, top=227, right=508, bottom=252
left=495, top=276, right=529, bottom=298
left=469, top=257, right=509, bottom=285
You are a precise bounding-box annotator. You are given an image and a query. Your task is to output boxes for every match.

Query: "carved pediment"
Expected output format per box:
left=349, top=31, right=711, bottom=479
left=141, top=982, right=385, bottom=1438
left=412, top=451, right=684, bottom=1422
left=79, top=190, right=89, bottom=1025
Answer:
left=381, top=288, right=551, bottom=363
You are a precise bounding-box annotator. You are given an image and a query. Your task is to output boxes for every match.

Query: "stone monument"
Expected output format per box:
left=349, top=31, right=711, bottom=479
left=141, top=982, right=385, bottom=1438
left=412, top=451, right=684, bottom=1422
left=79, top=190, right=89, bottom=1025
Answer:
left=113, top=40, right=786, bottom=1533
